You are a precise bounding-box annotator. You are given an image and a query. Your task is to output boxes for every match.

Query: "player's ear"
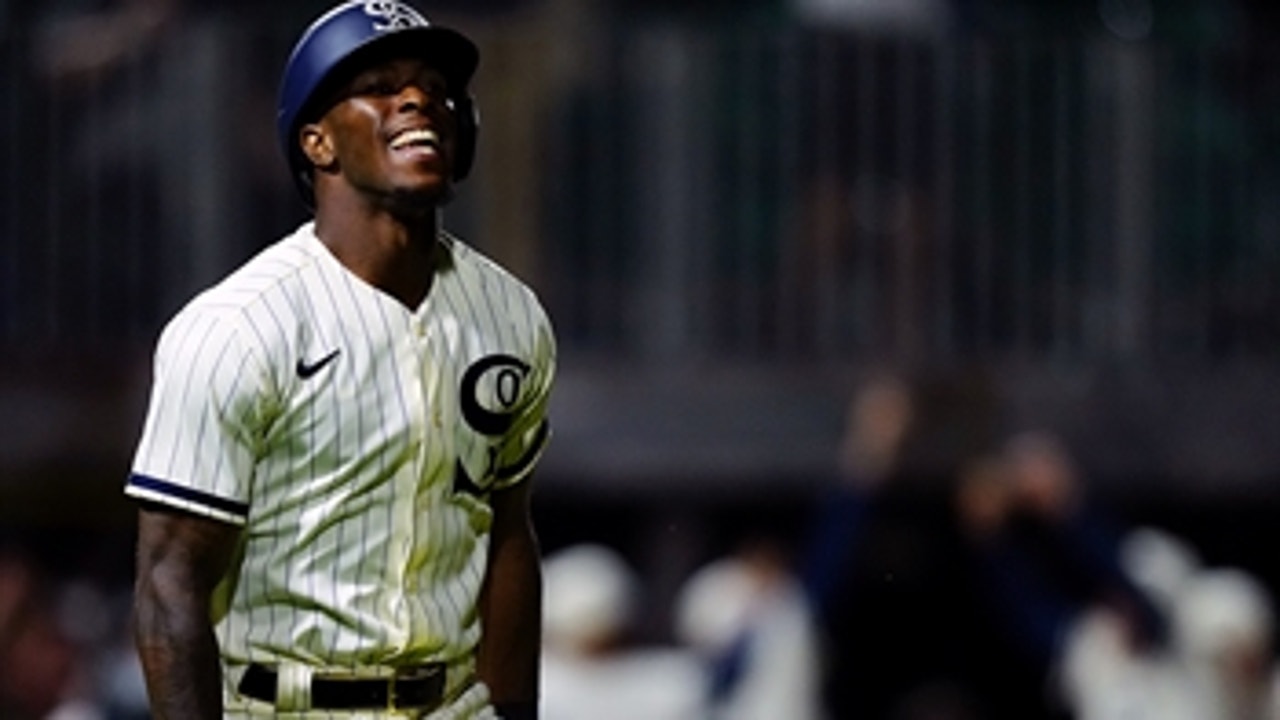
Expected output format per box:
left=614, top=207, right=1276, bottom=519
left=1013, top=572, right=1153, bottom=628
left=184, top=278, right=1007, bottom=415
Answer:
left=299, top=123, right=337, bottom=170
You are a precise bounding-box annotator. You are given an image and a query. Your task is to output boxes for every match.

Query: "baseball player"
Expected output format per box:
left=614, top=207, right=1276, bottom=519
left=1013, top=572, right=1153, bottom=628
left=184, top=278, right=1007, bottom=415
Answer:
left=126, top=2, right=553, bottom=719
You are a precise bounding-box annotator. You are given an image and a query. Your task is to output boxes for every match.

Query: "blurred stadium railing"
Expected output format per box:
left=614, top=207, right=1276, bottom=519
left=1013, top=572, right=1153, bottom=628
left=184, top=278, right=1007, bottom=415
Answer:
left=2, top=4, right=1280, bottom=510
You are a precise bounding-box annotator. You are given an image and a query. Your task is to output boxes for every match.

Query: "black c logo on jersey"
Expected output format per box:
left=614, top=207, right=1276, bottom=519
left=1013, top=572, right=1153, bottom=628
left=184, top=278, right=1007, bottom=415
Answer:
left=460, top=354, right=530, bottom=436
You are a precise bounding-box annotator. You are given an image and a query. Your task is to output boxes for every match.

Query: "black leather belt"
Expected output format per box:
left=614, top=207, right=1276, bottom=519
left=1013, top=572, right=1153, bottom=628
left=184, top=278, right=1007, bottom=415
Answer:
left=238, top=662, right=446, bottom=710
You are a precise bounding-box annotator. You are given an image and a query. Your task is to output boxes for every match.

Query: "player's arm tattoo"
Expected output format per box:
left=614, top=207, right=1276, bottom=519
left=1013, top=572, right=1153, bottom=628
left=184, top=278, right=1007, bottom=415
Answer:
left=133, top=502, right=241, bottom=720
left=477, top=479, right=542, bottom=714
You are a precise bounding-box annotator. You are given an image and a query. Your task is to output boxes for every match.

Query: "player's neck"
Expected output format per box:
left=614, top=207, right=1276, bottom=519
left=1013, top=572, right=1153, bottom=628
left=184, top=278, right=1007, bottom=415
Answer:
left=314, top=199, right=443, bottom=310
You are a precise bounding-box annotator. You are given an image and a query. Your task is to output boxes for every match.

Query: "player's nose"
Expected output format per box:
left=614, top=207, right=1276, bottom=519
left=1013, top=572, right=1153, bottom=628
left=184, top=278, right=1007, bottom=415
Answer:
left=395, top=83, right=446, bottom=115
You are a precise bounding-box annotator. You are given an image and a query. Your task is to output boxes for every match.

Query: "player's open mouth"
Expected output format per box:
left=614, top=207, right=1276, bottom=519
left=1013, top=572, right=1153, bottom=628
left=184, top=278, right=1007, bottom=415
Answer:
left=389, top=127, right=440, bottom=153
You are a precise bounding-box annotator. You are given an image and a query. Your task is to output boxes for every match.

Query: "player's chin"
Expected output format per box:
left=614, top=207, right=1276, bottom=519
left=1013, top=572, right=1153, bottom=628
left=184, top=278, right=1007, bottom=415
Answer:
left=381, top=181, right=453, bottom=212
left=389, top=178, right=454, bottom=210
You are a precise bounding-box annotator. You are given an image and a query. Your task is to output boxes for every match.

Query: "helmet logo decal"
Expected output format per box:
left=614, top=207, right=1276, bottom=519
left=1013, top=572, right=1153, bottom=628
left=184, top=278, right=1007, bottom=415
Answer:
left=361, top=1, right=428, bottom=31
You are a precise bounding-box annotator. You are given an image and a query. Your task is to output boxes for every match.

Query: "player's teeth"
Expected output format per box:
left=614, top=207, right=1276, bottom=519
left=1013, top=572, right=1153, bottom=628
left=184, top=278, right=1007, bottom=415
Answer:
left=391, top=129, right=438, bottom=149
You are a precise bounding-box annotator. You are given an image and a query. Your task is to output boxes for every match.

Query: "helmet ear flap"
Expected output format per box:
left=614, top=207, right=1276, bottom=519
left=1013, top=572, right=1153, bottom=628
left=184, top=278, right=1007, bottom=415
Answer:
left=452, top=94, right=479, bottom=181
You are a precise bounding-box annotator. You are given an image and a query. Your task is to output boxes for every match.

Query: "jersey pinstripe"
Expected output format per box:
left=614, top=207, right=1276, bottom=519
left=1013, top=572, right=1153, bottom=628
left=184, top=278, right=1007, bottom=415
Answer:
left=126, top=221, right=554, bottom=679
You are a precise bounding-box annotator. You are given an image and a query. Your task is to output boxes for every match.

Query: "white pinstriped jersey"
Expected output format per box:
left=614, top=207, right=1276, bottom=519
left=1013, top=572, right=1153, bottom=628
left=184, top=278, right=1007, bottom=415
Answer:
left=126, top=221, right=554, bottom=679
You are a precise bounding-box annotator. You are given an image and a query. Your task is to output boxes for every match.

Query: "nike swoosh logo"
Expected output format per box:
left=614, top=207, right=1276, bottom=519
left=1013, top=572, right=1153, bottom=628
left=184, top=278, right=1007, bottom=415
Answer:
left=296, top=349, right=341, bottom=379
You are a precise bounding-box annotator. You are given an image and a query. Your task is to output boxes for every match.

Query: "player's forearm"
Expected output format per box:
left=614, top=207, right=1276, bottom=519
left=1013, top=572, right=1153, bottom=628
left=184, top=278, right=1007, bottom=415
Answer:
left=134, top=577, right=225, bottom=719
left=477, top=495, right=542, bottom=714
left=479, top=538, right=542, bottom=699
left=132, top=506, right=238, bottom=720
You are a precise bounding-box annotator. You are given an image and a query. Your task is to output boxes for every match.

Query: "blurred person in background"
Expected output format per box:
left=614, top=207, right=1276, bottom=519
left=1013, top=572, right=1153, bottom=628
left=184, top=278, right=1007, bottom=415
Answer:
left=956, top=429, right=1280, bottom=719
left=541, top=543, right=701, bottom=720
left=1166, top=567, right=1280, bottom=719
left=801, top=372, right=916, bottom=619
left=0, top=549, right=102, bottom=720
left=797, top=373, right=914, bottom=718
left=954, top=430, right=1164, bottom=718
left=800, top=371, right=1026, bottom=718
left=675, top=537, right=824, bottom=720
left=1060, top=560, right=1280, bottom=720
left=1059, top=528, right=1280, bottom=720
left=53, top=568, right=150, bottom=720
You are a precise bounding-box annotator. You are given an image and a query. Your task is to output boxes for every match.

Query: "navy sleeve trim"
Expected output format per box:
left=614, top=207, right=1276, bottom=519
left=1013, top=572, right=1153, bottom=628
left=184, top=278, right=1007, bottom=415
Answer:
left=126, top=473, right=250, bottom=519
left=496, top=420, right=550, bottom=481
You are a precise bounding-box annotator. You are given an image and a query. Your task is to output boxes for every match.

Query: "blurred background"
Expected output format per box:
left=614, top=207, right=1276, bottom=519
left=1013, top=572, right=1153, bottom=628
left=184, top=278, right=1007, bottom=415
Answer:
left=3, top=0, right=1280, bottom=718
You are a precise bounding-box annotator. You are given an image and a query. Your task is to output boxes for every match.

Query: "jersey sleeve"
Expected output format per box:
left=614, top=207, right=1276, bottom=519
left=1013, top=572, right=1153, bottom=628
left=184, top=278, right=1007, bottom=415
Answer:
left=125, top=306, right=269, bottom=525
left=491, top=308, right=556, bottom=490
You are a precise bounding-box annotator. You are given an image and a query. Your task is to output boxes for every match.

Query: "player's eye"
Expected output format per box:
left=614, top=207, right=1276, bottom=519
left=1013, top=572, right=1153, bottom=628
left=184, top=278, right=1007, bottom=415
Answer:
left=359, top=80, right=397, bottom=96
left=349, top=69, right=399, bottom=96
left=422, top=80, right=448, bottom=99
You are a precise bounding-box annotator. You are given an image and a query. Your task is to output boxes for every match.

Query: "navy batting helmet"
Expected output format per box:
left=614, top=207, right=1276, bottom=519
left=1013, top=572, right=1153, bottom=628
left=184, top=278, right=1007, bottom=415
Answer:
left=277, top=0, right=480, bottom=205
